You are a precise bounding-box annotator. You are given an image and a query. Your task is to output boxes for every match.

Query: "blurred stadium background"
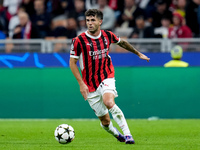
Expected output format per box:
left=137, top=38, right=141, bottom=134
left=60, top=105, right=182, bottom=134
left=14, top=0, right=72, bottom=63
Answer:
left=0, top=0, right=200, bottom=119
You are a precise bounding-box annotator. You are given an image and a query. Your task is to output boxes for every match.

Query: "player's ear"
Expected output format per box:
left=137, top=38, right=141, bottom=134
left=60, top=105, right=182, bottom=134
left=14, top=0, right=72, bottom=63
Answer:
left=99, top=19, right=103, bottom=25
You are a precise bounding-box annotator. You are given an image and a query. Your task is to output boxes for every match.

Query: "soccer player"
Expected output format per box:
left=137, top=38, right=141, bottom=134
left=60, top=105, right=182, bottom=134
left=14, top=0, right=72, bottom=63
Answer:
left=69, top=9, right=150, bottom=144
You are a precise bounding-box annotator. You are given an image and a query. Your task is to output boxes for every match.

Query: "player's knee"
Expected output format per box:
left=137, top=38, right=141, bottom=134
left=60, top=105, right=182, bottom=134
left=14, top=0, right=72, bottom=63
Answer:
left=103, top=93, right=115, bottom=109
left=104, top=100, right=115, bottom=109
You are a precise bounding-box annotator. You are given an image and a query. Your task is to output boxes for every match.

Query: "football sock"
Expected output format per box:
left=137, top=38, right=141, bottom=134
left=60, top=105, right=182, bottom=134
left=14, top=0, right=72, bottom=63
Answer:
left=100, top=121, right=119, bottom=137
left=109, top=104, right=131, bottom=136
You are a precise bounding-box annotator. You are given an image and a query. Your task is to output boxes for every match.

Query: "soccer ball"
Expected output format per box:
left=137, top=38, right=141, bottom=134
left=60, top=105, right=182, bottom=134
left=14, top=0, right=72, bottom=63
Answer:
left=54, top=124, right=75, bottom=144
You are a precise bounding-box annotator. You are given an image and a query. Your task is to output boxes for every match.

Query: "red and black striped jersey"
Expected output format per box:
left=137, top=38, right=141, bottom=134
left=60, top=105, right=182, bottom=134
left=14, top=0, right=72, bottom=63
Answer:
left=70, top=30, right=120, bottom=92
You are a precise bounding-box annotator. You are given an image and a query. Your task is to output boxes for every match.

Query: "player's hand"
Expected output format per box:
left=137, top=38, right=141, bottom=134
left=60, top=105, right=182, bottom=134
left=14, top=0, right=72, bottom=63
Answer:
left=80, top=83, right=89, bottom=100
left=139, top=53, right=150, bottom=62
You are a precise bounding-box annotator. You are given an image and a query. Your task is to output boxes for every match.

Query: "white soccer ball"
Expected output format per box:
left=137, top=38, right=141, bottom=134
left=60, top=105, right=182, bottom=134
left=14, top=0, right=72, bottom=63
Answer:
left=54, top=124, right=75, bottom=144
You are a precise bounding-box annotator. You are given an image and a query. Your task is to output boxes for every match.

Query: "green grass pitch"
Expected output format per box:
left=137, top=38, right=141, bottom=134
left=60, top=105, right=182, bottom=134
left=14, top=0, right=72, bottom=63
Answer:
left=0, top=119, right=200, bottom=150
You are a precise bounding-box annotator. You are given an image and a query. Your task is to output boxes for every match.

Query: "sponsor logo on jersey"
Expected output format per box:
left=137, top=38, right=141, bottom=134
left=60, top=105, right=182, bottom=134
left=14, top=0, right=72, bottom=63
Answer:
left=89, top=48, right=108, bottom=60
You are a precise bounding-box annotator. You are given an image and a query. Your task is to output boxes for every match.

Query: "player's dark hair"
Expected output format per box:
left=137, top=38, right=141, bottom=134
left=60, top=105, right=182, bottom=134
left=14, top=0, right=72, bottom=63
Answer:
left=85, top=9, right=103, bottom=20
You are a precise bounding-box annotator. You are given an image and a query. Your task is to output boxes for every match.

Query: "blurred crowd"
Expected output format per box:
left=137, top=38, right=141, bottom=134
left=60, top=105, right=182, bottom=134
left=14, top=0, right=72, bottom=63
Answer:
left=0, top=0, right=200, bottom=41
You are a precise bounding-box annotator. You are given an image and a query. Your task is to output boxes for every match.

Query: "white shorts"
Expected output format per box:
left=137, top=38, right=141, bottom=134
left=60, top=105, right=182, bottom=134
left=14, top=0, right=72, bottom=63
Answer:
left=87, top=78, right=118, bottom=117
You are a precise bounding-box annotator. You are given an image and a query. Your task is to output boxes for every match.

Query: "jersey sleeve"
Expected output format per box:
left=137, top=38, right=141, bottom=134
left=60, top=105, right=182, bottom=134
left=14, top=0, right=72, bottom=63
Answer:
left=109, top=31, right=120, bottom=44
left=70, top=38, right=81, bottom=59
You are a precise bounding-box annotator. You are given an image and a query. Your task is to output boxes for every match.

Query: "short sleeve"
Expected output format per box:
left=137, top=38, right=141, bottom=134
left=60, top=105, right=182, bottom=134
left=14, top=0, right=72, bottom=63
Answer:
left=110, top=31, right=120, bottom=44
left=70, top=38, right=81, bottom=59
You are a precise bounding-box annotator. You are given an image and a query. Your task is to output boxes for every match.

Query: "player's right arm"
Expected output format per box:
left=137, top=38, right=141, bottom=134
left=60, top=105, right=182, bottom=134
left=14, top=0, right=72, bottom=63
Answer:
left=69, top=57, right=89, bottom=100
left=70, top=38, right=89, bottom=100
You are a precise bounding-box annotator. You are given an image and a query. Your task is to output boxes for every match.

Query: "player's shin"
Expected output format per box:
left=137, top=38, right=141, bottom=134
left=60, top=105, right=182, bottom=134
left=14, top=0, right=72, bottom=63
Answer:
left=109, top=104, right=131, bottom=136
left=100, top=121, right=119, bottom=137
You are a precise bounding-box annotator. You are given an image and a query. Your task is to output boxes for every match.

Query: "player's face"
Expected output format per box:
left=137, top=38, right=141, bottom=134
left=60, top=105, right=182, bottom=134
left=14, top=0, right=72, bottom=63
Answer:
left=86, top=15, right=102, bottom=34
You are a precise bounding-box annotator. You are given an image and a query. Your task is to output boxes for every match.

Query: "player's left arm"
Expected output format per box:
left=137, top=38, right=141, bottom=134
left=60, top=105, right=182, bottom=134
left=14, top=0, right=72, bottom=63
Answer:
left=117, top=39, right=150, bottom=62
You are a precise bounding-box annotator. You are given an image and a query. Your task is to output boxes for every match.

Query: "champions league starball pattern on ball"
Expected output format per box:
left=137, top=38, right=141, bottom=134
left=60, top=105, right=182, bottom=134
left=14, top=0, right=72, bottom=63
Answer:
left=54, top=124, right=75, bottom=144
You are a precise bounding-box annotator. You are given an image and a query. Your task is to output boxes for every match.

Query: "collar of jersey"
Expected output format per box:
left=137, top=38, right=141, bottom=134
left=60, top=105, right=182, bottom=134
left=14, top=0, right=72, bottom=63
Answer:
left=85, top=30, right=101, bottom=39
